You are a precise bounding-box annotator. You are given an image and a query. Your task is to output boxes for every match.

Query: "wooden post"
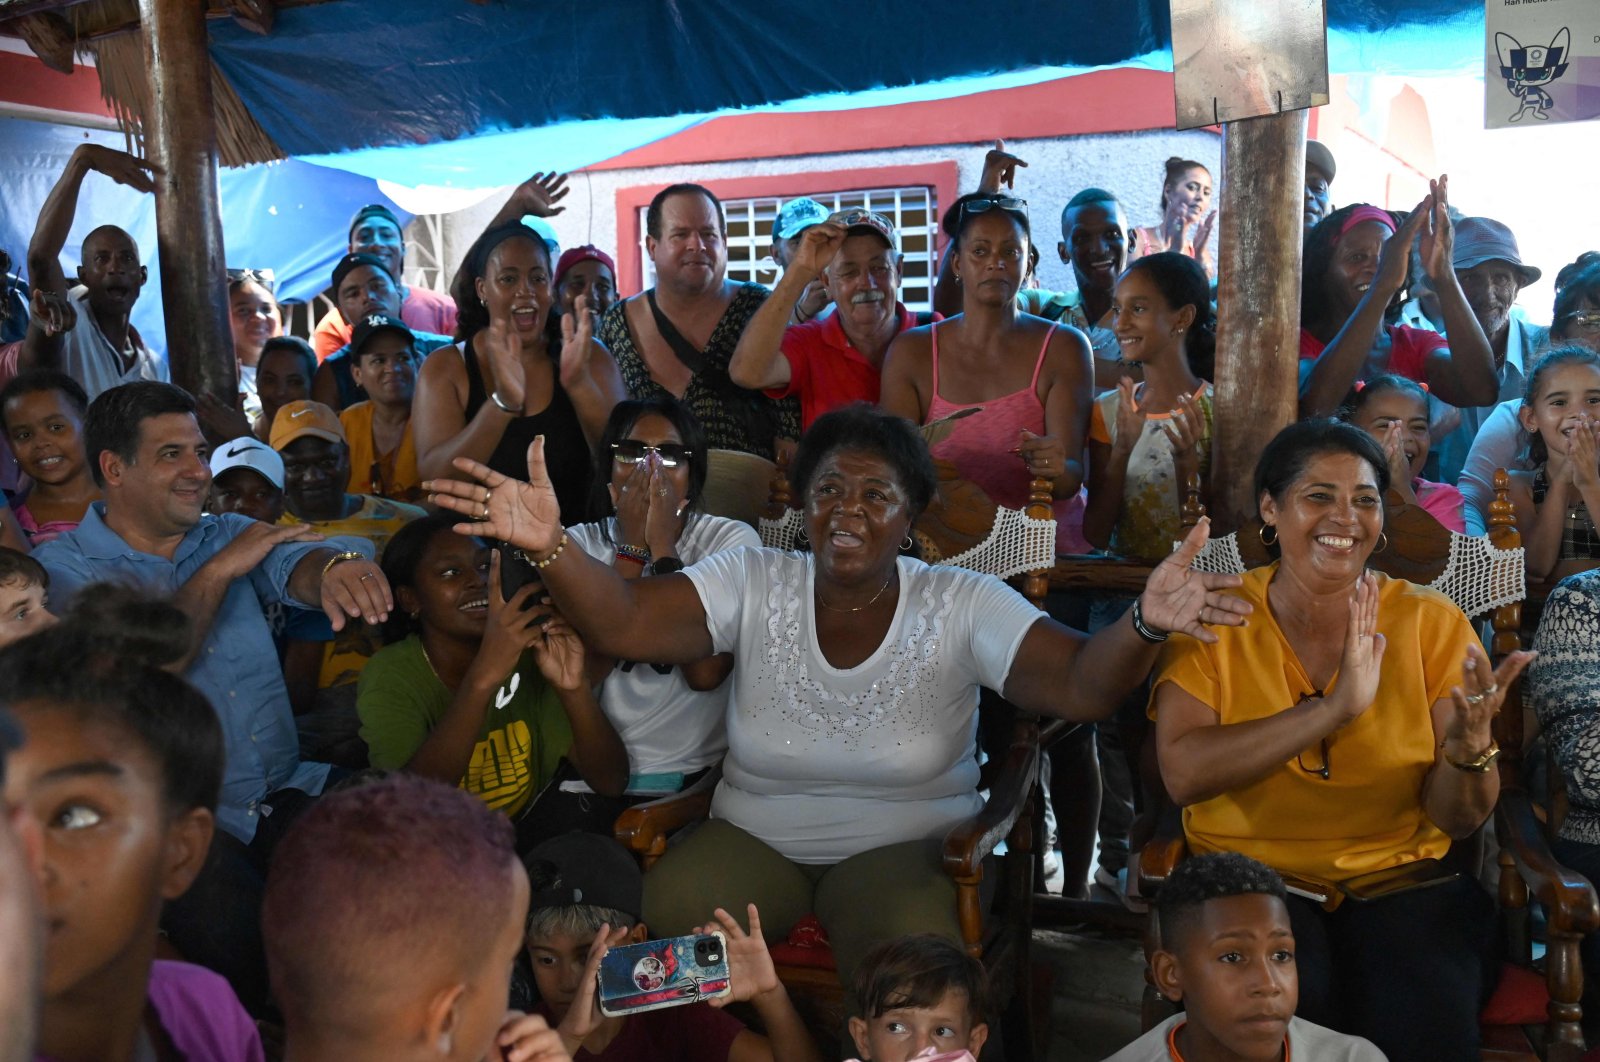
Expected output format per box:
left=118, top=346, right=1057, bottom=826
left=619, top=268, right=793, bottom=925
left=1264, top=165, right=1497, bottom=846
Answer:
left=1209, top=109, right=1307, bottom=532
left=138, top=0, right=235, bottom=408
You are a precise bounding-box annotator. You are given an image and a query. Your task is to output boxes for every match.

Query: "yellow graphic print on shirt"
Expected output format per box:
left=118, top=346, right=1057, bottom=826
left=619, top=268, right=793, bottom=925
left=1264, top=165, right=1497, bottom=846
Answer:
left=467, top=718, right=535, bottom=813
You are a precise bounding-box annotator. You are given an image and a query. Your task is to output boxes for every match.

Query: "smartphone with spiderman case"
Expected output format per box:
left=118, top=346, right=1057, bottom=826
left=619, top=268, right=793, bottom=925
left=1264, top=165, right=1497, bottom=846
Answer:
left=595, top=932, right=732, bottom=1017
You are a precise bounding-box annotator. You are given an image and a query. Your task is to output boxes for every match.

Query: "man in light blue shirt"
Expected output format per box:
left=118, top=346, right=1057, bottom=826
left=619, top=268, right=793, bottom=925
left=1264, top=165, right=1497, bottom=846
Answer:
left=35, top=380, right=395, bottom=1008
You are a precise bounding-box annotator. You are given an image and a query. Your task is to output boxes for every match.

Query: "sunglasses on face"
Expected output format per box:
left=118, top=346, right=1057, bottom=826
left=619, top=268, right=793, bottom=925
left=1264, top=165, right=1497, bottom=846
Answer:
left=1564, top=311, right=1600, bottom=333
left=612, top=440, right=692, bottom=468
left=959, top=196, right=1030, bottom=223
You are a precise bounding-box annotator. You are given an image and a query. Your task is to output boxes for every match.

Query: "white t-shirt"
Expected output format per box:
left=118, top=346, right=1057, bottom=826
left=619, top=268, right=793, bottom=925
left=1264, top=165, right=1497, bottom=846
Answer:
left=684, top=548, right=1044, bottom=864
left=1103, top=1014, right=1387, bottom=1061
left=59, top=286, right=167, bottom=400
left=569, top=515, right=760, bottom=782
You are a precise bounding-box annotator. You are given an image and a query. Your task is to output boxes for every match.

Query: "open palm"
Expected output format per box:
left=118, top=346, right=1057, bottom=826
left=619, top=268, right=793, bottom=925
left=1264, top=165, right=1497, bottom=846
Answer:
left=1139, top=518, right=1251, bottom=643
left=425, top=437, right=563, bottom=553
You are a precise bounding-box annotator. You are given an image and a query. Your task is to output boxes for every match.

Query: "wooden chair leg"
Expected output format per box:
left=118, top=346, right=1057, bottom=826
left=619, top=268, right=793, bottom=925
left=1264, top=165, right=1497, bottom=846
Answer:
left=1545, top=932, right=1586, bottom=1062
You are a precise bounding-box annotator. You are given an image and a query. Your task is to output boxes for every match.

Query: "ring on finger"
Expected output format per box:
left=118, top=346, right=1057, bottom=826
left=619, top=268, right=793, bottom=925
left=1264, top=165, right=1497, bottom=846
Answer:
left=1466, top=693, right=1486, bottom=705
left=481, top=505, right=490, bottom=520
left=359, top=572, right=373, bottom=582
left=1482, top=682, right=1499, bottom=697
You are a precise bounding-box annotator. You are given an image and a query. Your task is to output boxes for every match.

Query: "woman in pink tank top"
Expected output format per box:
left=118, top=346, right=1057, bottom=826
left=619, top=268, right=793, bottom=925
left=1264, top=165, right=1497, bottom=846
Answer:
left=880, top=195, right=1093, bottom=553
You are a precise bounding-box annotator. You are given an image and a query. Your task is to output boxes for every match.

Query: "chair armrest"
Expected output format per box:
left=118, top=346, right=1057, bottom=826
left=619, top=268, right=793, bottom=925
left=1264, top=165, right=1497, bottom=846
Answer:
left=1135, top=805, right=1189, bottom=899
left=1049, top=555, right=1155, bottom=596
left=614, top=765, right=723, bottom=857
left=1497, top=790, right=1600, bottom=936
left=943, top=731, right=1039, bottom=880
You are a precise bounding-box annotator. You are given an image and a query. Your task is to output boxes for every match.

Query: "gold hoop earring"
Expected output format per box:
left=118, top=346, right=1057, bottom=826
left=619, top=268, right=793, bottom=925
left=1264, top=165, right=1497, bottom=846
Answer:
left=1259, top=524, right=1278, bottom=546
left=1374, top=532, right=1389, bottom=553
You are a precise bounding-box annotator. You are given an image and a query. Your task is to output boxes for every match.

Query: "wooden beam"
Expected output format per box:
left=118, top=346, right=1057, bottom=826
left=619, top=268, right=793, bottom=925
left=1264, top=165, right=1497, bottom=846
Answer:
left=1209, top=109, right=1307, bottom=532
left=137, top=0, right=235, bottom=409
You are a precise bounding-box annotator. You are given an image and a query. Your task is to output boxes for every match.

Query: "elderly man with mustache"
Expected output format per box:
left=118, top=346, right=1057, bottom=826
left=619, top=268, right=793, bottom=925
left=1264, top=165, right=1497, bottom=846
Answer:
left=732, top=210, right=935, bottom=431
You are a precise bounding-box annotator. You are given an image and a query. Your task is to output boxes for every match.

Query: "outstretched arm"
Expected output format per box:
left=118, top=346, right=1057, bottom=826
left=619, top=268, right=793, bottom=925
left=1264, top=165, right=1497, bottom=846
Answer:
left=1001, top=519, right=1250, bottom=721
left=425, top=437, right=717, bottom=664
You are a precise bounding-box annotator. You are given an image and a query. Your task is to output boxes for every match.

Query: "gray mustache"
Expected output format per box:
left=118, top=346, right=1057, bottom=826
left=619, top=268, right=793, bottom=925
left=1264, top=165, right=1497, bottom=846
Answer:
left=851, top=290, right=887, bottom=305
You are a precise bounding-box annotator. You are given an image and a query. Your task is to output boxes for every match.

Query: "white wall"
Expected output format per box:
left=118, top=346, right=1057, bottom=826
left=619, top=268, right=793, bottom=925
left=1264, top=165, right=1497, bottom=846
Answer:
left=436, top=128, right=1223, bottom=297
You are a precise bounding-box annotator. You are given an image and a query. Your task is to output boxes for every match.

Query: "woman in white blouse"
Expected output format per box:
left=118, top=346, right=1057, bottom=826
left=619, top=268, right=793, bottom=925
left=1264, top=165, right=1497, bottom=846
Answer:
left=426, top=404, right=1247, bottom=980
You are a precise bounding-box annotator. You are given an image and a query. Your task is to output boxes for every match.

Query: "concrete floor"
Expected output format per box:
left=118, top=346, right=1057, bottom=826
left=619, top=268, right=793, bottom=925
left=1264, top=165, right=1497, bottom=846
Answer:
left=1034, top=927, right=1147, bottom=1061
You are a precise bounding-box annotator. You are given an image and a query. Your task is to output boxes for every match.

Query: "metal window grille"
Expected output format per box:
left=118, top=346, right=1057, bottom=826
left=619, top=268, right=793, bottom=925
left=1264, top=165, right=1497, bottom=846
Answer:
left=638, top=186, right=938, bottom=313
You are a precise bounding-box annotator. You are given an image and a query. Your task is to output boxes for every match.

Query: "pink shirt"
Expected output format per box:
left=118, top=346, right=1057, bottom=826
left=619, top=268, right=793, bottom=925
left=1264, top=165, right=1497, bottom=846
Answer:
left=1415, top=478, right=1466, bottom=534
left=926, top=322, right=1089, bottom=554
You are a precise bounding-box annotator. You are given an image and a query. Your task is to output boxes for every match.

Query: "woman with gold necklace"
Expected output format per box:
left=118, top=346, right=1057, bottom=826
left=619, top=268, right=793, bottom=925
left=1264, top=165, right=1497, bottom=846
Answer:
left=355, top=511, right=627, bottom=853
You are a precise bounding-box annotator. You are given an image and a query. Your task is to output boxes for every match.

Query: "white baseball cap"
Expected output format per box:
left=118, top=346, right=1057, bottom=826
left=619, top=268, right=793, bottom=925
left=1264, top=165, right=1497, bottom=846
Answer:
left=209, top=436, right=284, bottom=489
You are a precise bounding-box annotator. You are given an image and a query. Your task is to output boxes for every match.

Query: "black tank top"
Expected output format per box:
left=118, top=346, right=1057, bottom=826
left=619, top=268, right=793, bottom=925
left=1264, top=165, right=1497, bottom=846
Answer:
left=460, top=336, right=593, bottom=526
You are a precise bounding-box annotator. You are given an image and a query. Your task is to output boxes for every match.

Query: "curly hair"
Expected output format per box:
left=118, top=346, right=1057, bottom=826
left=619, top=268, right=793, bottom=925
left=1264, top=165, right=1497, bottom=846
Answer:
left=790, top=404, right=938, bottom=522
left=1157, top=852, right=1288, bottom=950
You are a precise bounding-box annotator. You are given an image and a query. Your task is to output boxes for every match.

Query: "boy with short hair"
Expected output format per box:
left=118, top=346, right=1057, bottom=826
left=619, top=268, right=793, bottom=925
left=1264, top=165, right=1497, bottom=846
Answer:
left=847, top=934, right=989, bottom=1062
left=1105, top=853, right=1386, bottom=1062
left=0, top=547, right=53, bottom=648
left=522, top=831, right=823, bottom=1062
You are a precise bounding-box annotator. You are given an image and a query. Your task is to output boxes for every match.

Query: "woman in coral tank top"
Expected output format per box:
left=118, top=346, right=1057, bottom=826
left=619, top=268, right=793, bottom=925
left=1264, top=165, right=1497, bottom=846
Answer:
left=879, top=192, right=1094, bottom=555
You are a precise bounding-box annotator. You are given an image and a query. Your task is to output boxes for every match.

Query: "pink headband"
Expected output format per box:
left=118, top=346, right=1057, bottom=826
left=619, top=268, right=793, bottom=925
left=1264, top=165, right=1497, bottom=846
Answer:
left=1338, top=205, right=1397, bottom=239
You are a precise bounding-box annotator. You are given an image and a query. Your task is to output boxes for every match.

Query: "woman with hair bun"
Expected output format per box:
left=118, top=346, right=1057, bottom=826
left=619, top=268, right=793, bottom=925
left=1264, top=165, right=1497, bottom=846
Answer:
left=1131, top=158, right=1216, bottom=279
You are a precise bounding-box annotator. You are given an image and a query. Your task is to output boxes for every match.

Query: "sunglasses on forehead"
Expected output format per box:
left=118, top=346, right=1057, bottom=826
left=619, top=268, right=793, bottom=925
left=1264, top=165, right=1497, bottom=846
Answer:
left=612, top=440, right=692, bottom=468
left=226, top=267, right=276, bottom=292
left=959, top=196, right=1029, bottom=222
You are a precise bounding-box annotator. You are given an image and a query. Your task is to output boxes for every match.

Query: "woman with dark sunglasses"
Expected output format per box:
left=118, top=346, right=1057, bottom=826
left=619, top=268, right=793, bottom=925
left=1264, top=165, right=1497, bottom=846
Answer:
left=565, top=397, right=759, bottom=820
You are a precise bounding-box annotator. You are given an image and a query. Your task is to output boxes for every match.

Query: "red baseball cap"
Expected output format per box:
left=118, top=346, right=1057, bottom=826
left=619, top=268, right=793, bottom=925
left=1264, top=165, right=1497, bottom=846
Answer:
left=554, top=245, right=617, bottom=290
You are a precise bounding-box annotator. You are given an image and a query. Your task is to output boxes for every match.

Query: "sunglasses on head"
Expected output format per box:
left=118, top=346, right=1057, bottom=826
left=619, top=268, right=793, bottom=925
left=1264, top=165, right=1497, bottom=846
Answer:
left=959, top=196, right=1029, bottom=223
left=226, top=267, right=276, bottom=292
left=612, top=440, right=692, bottom=468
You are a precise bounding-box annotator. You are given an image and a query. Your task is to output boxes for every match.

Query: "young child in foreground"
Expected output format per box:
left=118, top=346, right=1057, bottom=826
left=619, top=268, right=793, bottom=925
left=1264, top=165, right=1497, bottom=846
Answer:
left=0, top=548, right=52, bottom=649
left=263, top=773, right=570, bottom=1062
left=0, top=595, right=262, bottom=1062
left=846, top=933, right=990, bottom=1062
left=1104, top=852, right=1387, bottom=1062
left=519, top=831, right=823, bottom=1062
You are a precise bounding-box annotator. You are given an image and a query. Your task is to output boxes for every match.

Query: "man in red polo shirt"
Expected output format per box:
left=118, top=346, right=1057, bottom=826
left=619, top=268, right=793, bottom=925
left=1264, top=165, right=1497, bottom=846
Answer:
left=732, top=210, right=935, bottom=431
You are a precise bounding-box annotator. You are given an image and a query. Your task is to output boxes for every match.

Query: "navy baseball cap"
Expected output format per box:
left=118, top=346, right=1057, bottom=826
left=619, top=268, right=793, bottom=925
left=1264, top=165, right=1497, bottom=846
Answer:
left=331, top=252, right=394, bottom=294
left=350, top=313, right=416, bottom=355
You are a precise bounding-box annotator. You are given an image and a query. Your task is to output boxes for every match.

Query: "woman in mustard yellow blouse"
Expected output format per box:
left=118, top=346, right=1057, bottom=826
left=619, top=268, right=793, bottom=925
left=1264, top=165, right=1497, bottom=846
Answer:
left=1152, top=419, right=1534, bottom=1062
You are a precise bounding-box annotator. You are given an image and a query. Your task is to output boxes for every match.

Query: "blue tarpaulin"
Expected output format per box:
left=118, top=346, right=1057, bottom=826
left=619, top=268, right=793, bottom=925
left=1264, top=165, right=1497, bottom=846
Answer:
left=208, top=0, right=1488, bottom=189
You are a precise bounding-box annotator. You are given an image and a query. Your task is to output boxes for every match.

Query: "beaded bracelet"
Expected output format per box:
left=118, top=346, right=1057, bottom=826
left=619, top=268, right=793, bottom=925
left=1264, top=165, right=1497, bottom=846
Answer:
left=615, top=543, right=652, bottom=565
left=531, top=531, right=569, bottom=569
left=1130, top=597, right=1169, bottom=644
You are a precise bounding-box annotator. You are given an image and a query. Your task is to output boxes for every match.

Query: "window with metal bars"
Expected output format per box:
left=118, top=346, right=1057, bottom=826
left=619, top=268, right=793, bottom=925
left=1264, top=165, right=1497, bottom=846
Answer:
left=638, top=186, right=938, bottom=313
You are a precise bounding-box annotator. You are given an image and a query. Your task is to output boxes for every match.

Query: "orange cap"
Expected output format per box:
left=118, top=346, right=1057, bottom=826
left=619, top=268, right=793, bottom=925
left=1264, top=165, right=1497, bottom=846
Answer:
left=270, top=400, right=346, bottom=451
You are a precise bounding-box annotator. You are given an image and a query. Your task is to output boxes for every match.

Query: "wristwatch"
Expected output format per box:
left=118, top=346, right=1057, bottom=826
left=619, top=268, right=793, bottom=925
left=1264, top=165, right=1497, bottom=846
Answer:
left=1447, top=741, right=1501, bottom=773
left=650, top=556, right=685, bottom=577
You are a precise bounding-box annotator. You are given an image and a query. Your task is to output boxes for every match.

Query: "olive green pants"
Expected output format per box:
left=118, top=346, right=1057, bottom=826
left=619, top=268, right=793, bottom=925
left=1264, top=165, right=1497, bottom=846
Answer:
left=642, top=818, right=964, bottom=987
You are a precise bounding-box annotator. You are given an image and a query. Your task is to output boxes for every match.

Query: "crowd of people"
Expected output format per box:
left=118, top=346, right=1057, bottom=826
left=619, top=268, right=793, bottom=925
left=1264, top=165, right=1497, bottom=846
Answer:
left=0, top=130, right=1598, bottom=1062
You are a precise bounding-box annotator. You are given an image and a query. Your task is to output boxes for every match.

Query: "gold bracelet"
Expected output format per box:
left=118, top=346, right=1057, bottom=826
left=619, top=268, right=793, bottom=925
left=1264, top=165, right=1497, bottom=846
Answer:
left=1446, top=741, right=1501, bottom=773
left=320, top=550, right=366, bottom=579
left=531, top=531, right=568, bottom=569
